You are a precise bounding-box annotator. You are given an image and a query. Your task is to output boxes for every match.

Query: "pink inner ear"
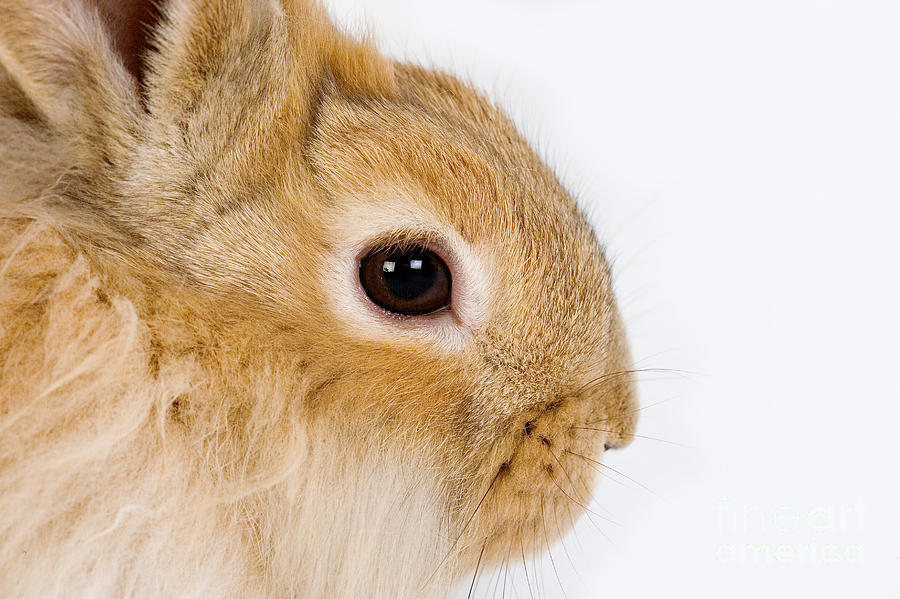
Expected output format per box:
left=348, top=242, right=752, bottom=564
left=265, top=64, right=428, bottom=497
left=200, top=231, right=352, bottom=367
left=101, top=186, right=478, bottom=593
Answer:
left=85, top=0, right=163, bottom=86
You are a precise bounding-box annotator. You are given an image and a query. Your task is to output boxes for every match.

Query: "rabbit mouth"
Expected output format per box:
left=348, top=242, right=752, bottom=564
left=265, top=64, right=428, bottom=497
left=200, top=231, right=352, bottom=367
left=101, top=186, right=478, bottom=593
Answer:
left=449, top=389, right=632, bottom=572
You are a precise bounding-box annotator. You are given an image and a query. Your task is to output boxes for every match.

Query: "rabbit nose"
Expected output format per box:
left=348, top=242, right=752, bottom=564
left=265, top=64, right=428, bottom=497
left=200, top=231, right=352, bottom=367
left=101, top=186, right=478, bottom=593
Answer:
left=601, top=421, right=636, bottom=451
left=603, top=425, right=636, bottom=451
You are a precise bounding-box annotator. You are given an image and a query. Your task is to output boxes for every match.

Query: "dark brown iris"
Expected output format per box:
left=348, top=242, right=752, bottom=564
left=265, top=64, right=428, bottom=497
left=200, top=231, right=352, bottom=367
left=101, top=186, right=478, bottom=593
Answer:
left=359, top=245, right=451, bottom=316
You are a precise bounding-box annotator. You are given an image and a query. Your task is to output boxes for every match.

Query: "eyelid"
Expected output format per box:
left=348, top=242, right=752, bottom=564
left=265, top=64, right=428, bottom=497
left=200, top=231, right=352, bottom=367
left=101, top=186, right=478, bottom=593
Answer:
left=354, top=236, right=457, bottom=278
left=355, top=231, right=446, bottom=260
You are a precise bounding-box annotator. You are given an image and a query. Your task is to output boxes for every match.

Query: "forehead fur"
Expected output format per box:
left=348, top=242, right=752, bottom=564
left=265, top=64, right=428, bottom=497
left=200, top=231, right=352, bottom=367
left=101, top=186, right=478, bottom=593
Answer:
left=309, top=64, right=582, bottom=237
left=138, top=4, right=613, bottom=358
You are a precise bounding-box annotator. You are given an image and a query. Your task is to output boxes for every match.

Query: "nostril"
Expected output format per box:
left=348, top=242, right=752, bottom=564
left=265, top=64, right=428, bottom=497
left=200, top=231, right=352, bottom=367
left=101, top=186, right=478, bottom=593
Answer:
left=604, top=429, right=636, bottom=451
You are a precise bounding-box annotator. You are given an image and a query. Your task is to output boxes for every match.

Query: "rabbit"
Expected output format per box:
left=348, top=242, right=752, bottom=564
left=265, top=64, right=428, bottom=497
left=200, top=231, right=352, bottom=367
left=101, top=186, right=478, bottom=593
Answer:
left=0, top=0, right=637, bottom=597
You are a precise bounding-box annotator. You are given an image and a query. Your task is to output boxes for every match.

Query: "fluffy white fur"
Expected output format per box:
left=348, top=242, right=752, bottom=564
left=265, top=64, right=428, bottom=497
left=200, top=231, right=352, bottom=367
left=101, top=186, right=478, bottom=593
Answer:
left=0, top=220, right=455, bottom=598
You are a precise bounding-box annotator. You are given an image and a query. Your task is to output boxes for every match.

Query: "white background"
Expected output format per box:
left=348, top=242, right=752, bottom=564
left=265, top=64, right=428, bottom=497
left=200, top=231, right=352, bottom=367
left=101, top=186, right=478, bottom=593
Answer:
left=325, top=2, right=900, bottom=597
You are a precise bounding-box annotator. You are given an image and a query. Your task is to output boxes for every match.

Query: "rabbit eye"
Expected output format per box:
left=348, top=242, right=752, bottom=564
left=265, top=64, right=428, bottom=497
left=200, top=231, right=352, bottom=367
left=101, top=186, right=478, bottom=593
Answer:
left=359, top=245, right=451, bottom=316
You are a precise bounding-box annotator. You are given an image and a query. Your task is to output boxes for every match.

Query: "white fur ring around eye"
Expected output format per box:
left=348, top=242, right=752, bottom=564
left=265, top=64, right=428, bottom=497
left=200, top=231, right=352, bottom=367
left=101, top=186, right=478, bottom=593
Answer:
left=320, top=188, right=495, bottom=348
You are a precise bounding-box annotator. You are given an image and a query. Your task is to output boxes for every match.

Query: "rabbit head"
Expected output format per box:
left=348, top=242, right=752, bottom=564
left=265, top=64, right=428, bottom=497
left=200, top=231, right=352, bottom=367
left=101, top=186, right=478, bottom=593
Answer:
left=0, top=0, right=637, bottom=596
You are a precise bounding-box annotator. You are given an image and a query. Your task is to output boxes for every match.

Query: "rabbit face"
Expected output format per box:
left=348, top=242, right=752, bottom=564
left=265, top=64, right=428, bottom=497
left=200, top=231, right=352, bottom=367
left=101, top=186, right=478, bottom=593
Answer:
left=298, top=65, right=638, bottom=568
left=0, top=0, right=637, bottom=592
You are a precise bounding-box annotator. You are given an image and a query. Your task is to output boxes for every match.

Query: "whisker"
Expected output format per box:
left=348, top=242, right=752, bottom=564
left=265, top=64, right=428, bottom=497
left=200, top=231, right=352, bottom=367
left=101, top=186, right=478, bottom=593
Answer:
left=622, top=395, right=680, bottom=417
left=547, top=473, right=620, bottom=526
left=574, top=367, right=695, bottom=396
left=631, top=349, right=682, bottom=369
left=549, top=502, right=571, bottom=567
left=501, top=541, right=510, bottom=599
left=573, top=426, right=694, bottom=449
left=419, top=464, right=504, bottom=593
left=561, top=496, right=586, bottom=553
left=566, top=449, right=665, bottom=499
left=552, top=505, right=585, bottom=588
left=586, top=394, right=682, bottom=428
left=541, top=498, right=569, bottom=599
left=547, top=447, right=589, bottom=505
left=521, top=542, right=535, bottom=599
left=547, top=471, right=615, bottom=545
left=495, top=536, right=511, bottom=599
left=467, top=543, right=487, bottom=599
left=577, top=457, right=632, bottom=491
left=487, top=554, right=502, bottom=599
left=547, top=445, right=617, bottom=519
left=531, top=540, right=545, bottom=599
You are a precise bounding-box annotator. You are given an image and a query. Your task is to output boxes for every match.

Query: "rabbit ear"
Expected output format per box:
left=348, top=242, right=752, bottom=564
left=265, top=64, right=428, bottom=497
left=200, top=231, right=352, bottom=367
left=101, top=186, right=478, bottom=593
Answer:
left=87, top=0, right=164, bottom=89
left=0, top=0, right=159, bottom=130
left=0, top=0, right=395, bottom=132
left=144, top=0, right=395, bottom=129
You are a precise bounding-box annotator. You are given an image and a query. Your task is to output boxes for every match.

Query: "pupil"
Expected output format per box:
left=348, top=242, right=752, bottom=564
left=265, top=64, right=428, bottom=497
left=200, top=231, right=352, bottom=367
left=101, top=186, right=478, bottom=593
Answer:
left=380, top=251, right=438, bottom=300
